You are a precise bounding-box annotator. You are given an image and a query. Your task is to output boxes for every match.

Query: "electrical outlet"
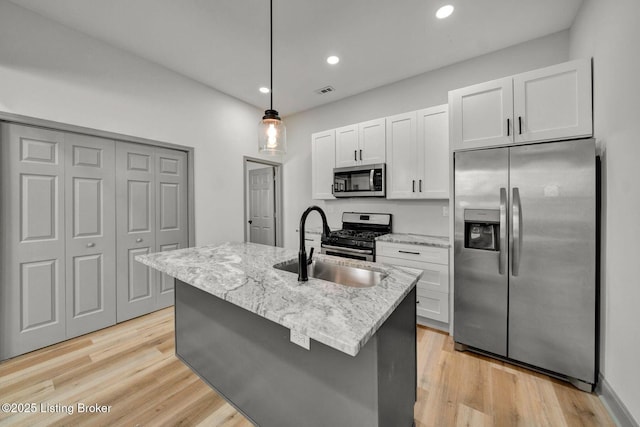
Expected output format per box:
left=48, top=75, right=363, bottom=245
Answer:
left=442, top=206, right=449, bottom=217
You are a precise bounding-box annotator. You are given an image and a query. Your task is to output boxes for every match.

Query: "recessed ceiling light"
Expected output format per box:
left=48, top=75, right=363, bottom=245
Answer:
left=259, top=87, right=270, bottom=94
left=435, top=5, right=454, bottom=19
left=327, top=56, right=340, bottom=65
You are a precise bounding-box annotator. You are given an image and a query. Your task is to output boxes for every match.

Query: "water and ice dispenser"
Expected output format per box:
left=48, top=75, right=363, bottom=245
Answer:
left=464, top=209, right=500, bottom=251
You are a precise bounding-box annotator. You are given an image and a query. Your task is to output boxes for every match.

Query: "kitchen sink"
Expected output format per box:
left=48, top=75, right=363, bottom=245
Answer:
left=273, top=258, right=386, bottom=288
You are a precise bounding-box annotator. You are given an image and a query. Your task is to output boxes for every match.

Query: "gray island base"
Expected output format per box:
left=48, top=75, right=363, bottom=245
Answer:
left=176, top=280, right=417, bottom=427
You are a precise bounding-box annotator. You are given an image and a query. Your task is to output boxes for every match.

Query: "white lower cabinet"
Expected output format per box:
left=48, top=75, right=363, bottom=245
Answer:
left=304, top=233, right=321, bottom=254
left=376, top=242, right=449, bottom=329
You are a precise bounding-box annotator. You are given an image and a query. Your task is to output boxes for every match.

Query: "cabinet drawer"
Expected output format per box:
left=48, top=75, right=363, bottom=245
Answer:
left=304, top=234, right=321, bottom=252
left=416, top=288, right=449, bottom=323
left=376, top=242, right=448, bottom=265
left=377, top=255, right=449, bottom=293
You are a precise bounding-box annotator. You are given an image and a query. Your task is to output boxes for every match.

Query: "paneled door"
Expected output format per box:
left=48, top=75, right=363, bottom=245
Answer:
left=1, top=123, right=67, bottom=359
left=248, top=167, right=276, bottom=246
left=155, top=147, right=188, bottom=309
left=116, top=142, right=157, bottom=322
left=65, top=133, right=116, bottom=338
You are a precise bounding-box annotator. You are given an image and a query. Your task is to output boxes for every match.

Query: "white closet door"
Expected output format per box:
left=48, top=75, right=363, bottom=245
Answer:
left=65, top=133, right=116, bottom=338
left=1, top=123, right=67, bottom=359
left=155, top=147, right=188, bottom=309
left=116, top=142, right=157, bottom=322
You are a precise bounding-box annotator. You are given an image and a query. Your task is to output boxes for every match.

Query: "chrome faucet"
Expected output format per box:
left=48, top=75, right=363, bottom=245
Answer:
left=298, top=206, right=331, bottom=281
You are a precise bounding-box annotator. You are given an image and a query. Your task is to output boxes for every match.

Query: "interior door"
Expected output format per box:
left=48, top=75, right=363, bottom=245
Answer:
left=65, top=133, right=116, bottom=338
left=155, top=147, right=188, bottom=309
left=1, top=123, right=67, bottom=359
left=508, top=139, right=596, bottom=383
left=116, top=142, right=156, bottom=322
left=248, top=167, right=276, bottom=246
left=453, top=147, right=509, bottom=356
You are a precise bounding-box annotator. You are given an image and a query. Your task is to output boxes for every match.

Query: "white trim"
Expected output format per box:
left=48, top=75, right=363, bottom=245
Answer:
left=597, top=374, right=639, bottom=427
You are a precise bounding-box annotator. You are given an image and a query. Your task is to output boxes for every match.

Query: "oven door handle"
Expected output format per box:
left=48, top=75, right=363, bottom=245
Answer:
left=321, top=244, right=372, bottom=255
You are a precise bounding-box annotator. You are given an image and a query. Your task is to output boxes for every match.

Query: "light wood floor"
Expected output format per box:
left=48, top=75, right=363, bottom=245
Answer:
left=0, top=308, right=613, bottom=427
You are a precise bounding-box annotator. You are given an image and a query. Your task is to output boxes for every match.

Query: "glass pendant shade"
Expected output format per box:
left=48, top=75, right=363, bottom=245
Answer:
left=258, top=109, right=286, bottom=155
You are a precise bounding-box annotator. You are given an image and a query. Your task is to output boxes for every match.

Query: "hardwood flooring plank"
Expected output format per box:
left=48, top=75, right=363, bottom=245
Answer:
left=0, top=308, right=615, bottom=427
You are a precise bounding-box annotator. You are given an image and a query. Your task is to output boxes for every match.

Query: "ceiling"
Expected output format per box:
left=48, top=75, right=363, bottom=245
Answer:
left=10, top=0, right=583, bottom=116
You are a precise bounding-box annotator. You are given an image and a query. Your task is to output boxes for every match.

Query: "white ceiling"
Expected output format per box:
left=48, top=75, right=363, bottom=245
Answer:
left=10, top=0, right=583, bottom=116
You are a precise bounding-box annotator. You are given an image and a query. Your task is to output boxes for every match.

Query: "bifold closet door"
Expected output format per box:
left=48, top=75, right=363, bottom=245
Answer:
left=155, top=147, right=188, bottom=309
left=116, top=143, right=157, bottom=322
left=65, top=133, right=116, bottom=338
left=1, top=124, right=67, bottom=359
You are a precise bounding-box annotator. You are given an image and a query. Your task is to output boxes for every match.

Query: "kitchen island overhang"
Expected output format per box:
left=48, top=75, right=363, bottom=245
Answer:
left=137, top=242, right=422, bottom=427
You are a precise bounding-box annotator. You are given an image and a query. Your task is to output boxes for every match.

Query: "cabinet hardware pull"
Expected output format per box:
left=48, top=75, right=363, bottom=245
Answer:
left=416, top=301, right=420, bottom=304
left=359, top=149, right=362, bottom=161
left=136, top=238, right=143, bottom=243
left=354, top=150, right=357, bottom=161
left=86, top=242, right=95, bottom=248
left=305, top=238, right=314, bottom=242
left=507, top=118, right=510, bottom=136
left=412, top=180, right=415, bottom=192
left=518, top=116, right=522, bottom=135
left=399, top=250, right=420, bottom=255
left=419, top=179, right=422, bottom=192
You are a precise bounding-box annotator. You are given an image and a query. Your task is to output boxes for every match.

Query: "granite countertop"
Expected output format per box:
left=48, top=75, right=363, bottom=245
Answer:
left=376, top=233, right=450, bottom=248
left=136, top=242, right=422, bottom=357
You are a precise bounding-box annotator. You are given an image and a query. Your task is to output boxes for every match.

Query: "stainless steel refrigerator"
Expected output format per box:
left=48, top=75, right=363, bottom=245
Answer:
left=453, top=138, right=597, bottom=391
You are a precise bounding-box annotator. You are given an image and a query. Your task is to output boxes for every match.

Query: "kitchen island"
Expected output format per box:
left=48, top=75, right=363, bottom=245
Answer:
left=136, top=242, right=422, bottom=427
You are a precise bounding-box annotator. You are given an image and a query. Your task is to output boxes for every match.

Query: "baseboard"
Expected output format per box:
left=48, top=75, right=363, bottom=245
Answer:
left=416, top=316, right=448, bottom=332
left=597, top=374, right=639, bottom=427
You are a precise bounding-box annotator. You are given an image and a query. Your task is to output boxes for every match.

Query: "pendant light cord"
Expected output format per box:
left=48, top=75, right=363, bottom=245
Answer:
left=270, top=0, right=273, bottom=111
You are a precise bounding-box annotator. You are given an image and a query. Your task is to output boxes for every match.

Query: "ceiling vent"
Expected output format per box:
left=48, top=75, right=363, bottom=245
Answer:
left=315, top=86, right=335, bottom=95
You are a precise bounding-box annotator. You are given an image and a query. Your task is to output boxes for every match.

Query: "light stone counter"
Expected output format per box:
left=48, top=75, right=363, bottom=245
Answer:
left=136, top=242, right=422, bottom=356
left=376, top=233, right=450, bottom=248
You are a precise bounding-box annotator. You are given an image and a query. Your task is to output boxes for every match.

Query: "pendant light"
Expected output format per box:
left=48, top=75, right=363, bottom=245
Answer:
left=258, top=0, right=286, bottom=155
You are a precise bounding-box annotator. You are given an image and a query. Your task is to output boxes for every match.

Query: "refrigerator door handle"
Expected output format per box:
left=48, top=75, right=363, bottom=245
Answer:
left=512, top=187, right=522, bottom=276
left=499, top=187, right=507, bottom=275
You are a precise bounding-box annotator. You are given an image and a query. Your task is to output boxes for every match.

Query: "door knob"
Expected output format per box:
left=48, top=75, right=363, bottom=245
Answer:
left=248, top=220, right=253, bottom=224
left=136, top=238, right=143, bottom=243
left=86, top=242, right=95, bottom=248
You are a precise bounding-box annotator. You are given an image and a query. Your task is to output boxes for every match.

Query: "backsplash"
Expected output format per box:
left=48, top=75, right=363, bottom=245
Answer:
left=303, top=198, right=449, bottom=237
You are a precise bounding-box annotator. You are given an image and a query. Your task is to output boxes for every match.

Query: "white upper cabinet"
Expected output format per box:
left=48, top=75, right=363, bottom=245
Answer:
left=335, top=125, right=359, bottom=168
left=335, top=119, right=386, bottom=167
left=387, top=105, right=449, bottom=199
left=513, top=59, right=592, bottom=143
left=449, top=77, right=513, bottom=150
left=358, top=118, right=386, bottom=165
left=449, top=59, right=592, bottom=151
left=386, top=112, right=418, bottom=199
left=416, top=105, right=449, bottom=199
left=311, top=130, right=336, bottom=200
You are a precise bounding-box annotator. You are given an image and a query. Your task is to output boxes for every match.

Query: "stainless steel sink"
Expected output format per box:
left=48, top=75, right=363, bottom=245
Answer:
left=273, top=258, right=386, bottom=288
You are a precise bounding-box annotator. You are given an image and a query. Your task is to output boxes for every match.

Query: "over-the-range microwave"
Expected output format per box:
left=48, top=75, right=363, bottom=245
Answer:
left=333, top=163, right=385, bottom=198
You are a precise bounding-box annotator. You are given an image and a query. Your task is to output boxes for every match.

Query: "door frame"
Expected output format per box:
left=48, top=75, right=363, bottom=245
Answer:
left=243, top=156, right=283, bottom=247
left=0, top=111, right=195, bottom=247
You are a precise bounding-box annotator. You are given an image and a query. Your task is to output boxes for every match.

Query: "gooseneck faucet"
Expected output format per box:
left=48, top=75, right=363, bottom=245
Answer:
left=298, top=206, right=331, bottom=281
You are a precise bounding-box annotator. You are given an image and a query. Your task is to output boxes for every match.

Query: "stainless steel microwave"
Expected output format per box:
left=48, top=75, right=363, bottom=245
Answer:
left=333, top=163, right=386, bottom=197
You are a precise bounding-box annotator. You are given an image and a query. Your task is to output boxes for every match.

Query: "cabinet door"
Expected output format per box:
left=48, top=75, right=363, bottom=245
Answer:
left=1, top=124, right=67, bottom=359
left=116, top=142, right=157, bottom=322
left=358, top=118, right=385, bottom=165
left=514, top=58, right=592, bottom=143
left=311, top=130, right=335, bottom=199
left=449, top=77, right=513, bottom=150
left=155, top=148, right=188, bottom=309
left=335, top=125, right=359, bottom=168
left=65, top=133, right=116, bottom=338
left=416, top=105, right=449, bottom=199
left=386, top=112, right=418, bottom=199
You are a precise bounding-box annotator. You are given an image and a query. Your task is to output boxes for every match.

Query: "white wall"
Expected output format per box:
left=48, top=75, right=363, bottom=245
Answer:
left=282, top=31, right=570, bottom=248
left=0, top=0, right=276, bottom=246
left=570, top=0, right=640, bottom=422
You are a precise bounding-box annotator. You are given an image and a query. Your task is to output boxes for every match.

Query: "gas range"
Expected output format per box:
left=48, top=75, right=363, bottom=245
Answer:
left=321, top=212, right=392, bottom=261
